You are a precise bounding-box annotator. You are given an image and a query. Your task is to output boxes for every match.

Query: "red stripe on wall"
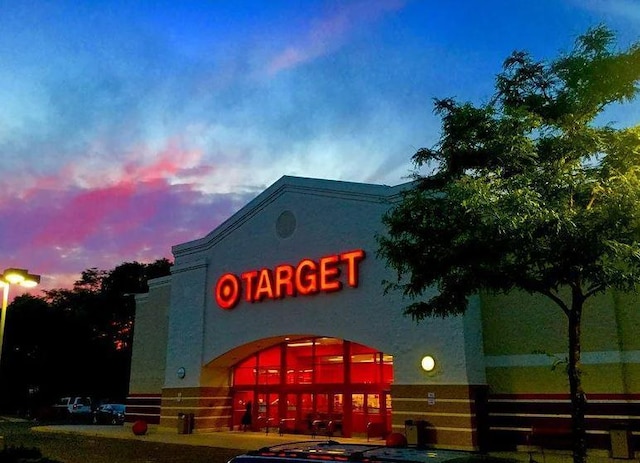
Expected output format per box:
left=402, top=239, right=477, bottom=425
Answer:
left=487, top=393, right=639, bottom=451
left=125, top=394, right=161, bottom=425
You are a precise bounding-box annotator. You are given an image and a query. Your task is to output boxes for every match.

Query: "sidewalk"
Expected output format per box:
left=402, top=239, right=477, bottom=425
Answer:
left=31, top=423, right=360, bottom=450
left=28, top=423, right=638, bottom=463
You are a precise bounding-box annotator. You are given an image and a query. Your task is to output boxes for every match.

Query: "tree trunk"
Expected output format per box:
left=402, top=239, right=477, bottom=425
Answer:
left=568, top=295, right=587, bottom=463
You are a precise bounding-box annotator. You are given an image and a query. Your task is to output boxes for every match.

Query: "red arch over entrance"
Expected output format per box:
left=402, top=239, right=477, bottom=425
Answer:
left=231, top=337, right=393, bottom=437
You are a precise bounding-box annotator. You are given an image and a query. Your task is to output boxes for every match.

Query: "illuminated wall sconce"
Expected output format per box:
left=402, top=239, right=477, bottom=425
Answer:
left=421, top=355, right=436, bottom=372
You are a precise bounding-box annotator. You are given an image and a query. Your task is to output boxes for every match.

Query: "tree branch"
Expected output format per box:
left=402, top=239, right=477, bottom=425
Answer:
left=539, top=288, right=571, bottom=316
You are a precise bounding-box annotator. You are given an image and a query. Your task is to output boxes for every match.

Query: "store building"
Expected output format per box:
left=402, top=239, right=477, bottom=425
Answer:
left=126, top=176, right=639, bottom=453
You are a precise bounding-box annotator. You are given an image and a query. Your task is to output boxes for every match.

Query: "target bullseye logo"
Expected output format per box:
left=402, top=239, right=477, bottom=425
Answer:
left=215, top=273, right=241, bottom=309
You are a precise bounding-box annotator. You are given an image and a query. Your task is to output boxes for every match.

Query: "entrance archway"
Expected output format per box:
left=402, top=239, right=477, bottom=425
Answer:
left=231, top=336, right=393, bottom=437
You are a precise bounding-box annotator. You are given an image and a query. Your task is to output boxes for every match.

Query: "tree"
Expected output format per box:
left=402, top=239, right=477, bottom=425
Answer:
left=41, top=259, right=173, bottom=399
left=100, top=259, right=172, bottom=351
left=0, top=258, right=172, bottom=414
left=378, top=26, right=640, bottom=463
left=0, top=294, right=54, bottom=415
left=74, top=268, right=108, bottom=292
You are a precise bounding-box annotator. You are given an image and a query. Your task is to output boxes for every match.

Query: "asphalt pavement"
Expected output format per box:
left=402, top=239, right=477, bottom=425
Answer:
left=3, top=418, right=636, bottom=463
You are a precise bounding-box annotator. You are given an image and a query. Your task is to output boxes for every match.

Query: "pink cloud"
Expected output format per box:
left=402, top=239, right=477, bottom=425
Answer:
left=267, top=0, right=405, bottom=76
left=29, top=181, right=141, bottom=247
left=0, top=139, right=250, bottom=293
left=120, top=138, right=208, bottom=184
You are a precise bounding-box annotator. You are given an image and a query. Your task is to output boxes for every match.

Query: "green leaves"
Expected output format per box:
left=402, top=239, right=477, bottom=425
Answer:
left=378, top=28, right=640, bottom=463
left=378, top=26, right=640, bottom=318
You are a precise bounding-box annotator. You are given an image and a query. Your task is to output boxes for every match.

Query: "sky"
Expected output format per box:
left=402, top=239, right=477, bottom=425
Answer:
left=1, top=0, right=639, bottom=295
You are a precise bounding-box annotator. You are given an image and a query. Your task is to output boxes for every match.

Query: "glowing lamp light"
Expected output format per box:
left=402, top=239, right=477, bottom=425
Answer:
left=3, top=268, right=27, bottom=284
left=1, top=267, right=41, bottom=368
left=20, top=277, right=40, bottom=288
left=421, top=355, right=436, bottom=372
left=2, top=268, right=40, bottom=287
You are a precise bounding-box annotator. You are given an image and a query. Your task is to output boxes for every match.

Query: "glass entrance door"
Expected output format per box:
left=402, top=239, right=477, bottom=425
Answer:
left=256, top=393, right=278, bottom=430
left=233, top=391, right=254, bottom=431
left=350, top=392, right=389, bottom=435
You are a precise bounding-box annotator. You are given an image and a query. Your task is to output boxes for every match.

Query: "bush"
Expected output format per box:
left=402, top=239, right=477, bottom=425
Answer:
left=0, top=445, right=62, bottom=463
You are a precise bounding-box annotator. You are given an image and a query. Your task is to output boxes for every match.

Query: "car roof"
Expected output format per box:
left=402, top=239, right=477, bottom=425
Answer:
left=230, top=441, right=481, bottom=463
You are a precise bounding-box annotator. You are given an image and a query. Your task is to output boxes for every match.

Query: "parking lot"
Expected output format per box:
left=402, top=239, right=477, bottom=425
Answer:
left=1, top=417, right=630, bottom=463
left=0, top=418, right=245, bottom=463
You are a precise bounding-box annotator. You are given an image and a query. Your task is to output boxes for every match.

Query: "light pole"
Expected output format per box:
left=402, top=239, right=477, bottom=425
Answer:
left=0, top=268, right=41, bottom=368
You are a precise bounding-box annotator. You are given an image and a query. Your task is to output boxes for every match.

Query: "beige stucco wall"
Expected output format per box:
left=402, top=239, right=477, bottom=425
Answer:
left=480, top=289, right=639, bottom=394
left=128, top=276, right=171, bottom=394
left=613, top=291, right=640, bottom=351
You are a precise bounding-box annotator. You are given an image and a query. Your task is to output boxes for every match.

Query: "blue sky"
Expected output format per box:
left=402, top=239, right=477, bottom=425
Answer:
left=1, top=0, right=639, bottom=292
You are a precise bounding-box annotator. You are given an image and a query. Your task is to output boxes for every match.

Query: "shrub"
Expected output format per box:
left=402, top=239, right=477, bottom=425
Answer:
left=0, top=445, right=62, bottom=463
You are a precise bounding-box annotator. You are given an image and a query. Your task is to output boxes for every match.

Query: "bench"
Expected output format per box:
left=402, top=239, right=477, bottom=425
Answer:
left=526, top=426, right=572, bottom=463
left=311, top=419, right=328, bottom=438
left=307, top=416, right=343, bottom=437
left=279, top=418, right=297, bottom=436
left=327, top=420, right=342, bottom=437
left=256, top=416, right=278, bottom=435
left=528, top=426, right=573, bottom=449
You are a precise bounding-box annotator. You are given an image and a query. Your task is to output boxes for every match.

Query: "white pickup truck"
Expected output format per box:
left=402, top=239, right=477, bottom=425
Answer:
left=52, top=396, right=92, bottom=420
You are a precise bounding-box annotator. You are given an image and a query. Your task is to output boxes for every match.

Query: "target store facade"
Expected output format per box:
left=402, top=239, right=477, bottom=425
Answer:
left=126, top=176, right=640, bottom=452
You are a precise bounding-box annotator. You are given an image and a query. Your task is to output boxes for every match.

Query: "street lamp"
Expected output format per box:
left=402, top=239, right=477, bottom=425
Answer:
left=0, top=268, right=41, bottom=367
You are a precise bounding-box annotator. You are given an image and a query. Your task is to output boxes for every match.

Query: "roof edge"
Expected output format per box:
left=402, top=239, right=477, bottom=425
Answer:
left=172, top=175, right=406, bottom=258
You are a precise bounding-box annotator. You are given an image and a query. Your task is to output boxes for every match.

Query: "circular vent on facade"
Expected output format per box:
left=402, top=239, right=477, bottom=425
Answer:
left=276, top=210, right=296, bottom=238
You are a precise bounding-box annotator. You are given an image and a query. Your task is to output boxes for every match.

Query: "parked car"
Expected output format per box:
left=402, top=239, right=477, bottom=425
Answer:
left=92, top=403, right=126, bottom=425
left=52, top=396, right=92, bottom=421
left=228, top=439, right=490, bottom=463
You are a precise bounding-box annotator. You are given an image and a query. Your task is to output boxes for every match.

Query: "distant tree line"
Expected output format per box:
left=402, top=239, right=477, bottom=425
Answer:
left=0, top=258, right=172, bottom=416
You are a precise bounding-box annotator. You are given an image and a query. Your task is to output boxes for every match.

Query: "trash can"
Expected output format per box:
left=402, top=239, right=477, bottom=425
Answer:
left=177, top=413, right=194, bottom=434
left=415, top=420, right=429, bottom=448
left=610, top=424, right=633, bottom=459
left=405, top=420, right=418, bottom=445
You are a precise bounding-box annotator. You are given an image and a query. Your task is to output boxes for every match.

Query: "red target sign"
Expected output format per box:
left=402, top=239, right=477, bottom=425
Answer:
left=215, top=273, right=241, bottom=309
left=213, top=249, right=365, bottom=310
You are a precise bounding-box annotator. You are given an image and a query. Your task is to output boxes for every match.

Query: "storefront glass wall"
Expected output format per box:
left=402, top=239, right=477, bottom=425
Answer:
left=231, top=337, right=392, bottom=436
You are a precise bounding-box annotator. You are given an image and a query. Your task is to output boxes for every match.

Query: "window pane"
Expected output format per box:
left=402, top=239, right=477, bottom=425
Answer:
left=286, top=341, right=313, bottom=384
left=234, top=366, right=256, bottom=385
left=352, top=394, right=365, bottom=431
left=257, top=393, right=278, bottom=428
left=257, top=345, right=281, bottom=385
left=286, top=394, right=297, bottom=420
left=257, top=366, right=280, bottom=385
left=316, top=393, right=329, bottom=415
left=332, top=394, right=343, bottom=420
left=258, top=345, right=281, bottom=364
left=350, top=341, right=374, bottom=355
left=367, top=394, right=380, bottom=414
left=315, top=337, right=343, bottom=355
left=315, top=354, right=344, bottom=383
left=299, top=393, right=314, bottom=430
left=382, top=354, right=394, bottom=383
left=351, top=353, right=378, bottom=383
